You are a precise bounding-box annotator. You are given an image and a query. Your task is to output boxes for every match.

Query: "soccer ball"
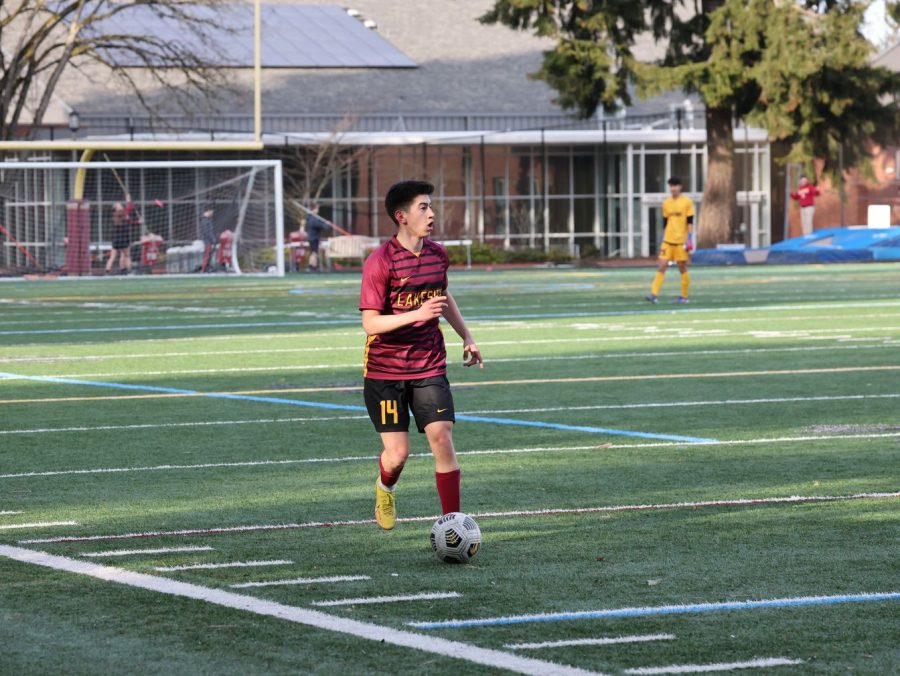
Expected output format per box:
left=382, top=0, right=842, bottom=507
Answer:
left=430, top=512, right=482, bottom=564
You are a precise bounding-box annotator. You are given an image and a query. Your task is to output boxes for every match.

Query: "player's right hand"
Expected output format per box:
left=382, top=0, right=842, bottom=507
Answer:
left=418, top=295, right=447, bottom=321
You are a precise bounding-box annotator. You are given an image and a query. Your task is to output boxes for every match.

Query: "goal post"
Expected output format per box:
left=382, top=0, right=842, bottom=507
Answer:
left=0, top=159, right=285, bottom=277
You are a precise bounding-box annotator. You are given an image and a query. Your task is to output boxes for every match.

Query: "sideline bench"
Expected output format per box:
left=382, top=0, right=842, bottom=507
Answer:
left=322, top=235, right=381, bottom=269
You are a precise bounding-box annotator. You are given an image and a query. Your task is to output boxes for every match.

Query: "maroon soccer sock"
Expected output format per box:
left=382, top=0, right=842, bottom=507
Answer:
left=379, top=454, right=403, bottom=489
left=435, top=469, right=461, bottom=514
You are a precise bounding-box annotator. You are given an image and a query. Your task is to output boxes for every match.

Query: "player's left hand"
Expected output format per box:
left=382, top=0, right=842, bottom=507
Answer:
left=463, top=343, right=483, bottom=368
left=685, top=238, right=694, bottom=253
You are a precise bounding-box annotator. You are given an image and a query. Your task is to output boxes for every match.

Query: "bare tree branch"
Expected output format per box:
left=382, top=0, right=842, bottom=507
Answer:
left=1, top=0, right=233, bottom=139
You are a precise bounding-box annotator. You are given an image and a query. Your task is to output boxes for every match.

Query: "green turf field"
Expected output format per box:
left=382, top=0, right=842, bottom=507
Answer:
left=0, top=263, right=898, bottom=675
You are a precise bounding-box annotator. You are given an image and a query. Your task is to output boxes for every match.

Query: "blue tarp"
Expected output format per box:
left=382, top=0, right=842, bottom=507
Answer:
left=693, top=227, right=900, bottom=266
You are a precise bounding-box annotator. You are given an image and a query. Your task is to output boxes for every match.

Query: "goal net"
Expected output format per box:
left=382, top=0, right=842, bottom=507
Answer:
left=0, top=159, right=284, bottom=277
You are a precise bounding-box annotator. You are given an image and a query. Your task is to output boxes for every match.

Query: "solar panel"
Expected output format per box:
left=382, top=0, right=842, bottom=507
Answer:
left=82, top=4, right=416, bottom=69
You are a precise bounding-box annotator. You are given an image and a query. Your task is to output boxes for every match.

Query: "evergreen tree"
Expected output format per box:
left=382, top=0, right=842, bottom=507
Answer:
left=483, top=0, right=900, bottom=246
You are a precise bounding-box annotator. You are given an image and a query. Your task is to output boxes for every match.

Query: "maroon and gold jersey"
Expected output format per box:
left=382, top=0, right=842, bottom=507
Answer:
left=359, top=236, right=449, bottom=379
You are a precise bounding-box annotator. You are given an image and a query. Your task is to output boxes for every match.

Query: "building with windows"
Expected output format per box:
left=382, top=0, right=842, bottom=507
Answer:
left=10, top=1, right=781, bottom=262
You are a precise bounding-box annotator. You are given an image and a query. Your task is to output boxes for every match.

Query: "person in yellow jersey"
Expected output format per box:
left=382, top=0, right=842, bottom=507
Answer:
left=646, top=176, right=694, bottom=305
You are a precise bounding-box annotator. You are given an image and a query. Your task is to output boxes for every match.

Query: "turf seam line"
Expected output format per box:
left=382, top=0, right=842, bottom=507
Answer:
left=0, top=545, right=599, bottom=676
left=505, top=634, right=677, bottom=650
left=621, top=657, right=803, bottom=674
left=17, top=493, right=898, bottom=544
left=81, top=546, right=214, bottom=558
left=230, top=575, right=371, bottom=588
left=311, top=592, right=461, bottom=607
left=25, top=342, right=900, bottom=379
left=3, top=432, right=899, bottom=480
left=1, top=326, right=897, bottom=364
left=1, top=336, right=895, bottom=364
left=406, top=592, right=900, bottom=629
left=154, top=559, right=293, bottom=572
left=0, top=511, right=24, bottom=515
left=2, top=298, right=899, bottom=334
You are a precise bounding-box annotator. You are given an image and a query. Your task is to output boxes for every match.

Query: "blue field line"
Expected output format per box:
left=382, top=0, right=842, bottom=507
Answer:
left=407, top=591, right=900, bottom=629
left=457, top=414, right=714, bottom=443
left=0, top=372, right=714, bottom=443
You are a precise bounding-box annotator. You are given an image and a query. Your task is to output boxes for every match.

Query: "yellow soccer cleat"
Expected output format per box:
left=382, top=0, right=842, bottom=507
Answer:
left=375, top=479, right=396, bottom=530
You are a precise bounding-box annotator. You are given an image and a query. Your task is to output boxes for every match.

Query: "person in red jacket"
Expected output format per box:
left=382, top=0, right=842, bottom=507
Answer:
left=790, top=175, right=820, bottom=236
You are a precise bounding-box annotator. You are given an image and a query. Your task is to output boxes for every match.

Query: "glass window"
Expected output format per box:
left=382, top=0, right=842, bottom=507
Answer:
left=436, top=198, right=467, bottom=239
left=548, top=198, right=569, bottom=234
left=547, top=155, right=570, bottom=195
left=442, top=147, right=469, bottom=199
left=735, top=149, right=754, bottom=193
left=484, top=150, right=506, bottom=198
left=483, top=199, right=504, bottom=238
left=508, top=198, right=533, bottom=236
left=671, top=152, right=692, bottom=190
left=644, top=153, right=666, bottom=193
left=573, top=197, right=594, bottom=234
left=508, top=153, right=534, bottom=197
left=602, top=152, right=625, bottom=194
left=572, top=155, right=594, bottom=195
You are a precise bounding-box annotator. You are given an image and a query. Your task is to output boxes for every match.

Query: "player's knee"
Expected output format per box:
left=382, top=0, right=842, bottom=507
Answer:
left=382, top=443, right=410, bottom=466
left=425, top=422, right=454, bottom=451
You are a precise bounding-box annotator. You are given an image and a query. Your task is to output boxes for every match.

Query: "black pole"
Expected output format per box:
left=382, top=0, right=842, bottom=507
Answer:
left=541, top=127, right=547, bottom=250
left=839, top=144, right=845, bottom=227
left=676, top=109, right=682, bottom=161
left=601, top=121, right=607, bottom=256
left=480, top=135, right=486, bottom=241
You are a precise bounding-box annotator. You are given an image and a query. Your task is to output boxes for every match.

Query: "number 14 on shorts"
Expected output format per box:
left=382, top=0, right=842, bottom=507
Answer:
left=380, top=399, right=399, bottom=426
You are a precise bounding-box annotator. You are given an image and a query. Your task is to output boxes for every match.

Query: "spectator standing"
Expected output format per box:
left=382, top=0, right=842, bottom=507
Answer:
left=199, top=207, right=217, bottom=272
left=305, top=203, right=331, bottom=272
left=106, top=196, right=137, bottom=275
left=790, top=175, right=820, bottom=236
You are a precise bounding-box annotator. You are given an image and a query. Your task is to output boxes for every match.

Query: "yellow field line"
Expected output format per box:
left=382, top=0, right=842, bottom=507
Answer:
left=0, top=364, right=897, bottom=405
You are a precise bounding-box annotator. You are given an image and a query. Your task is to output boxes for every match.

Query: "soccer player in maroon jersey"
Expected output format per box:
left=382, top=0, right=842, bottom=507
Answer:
left=359, top=180, right=483, bottom=530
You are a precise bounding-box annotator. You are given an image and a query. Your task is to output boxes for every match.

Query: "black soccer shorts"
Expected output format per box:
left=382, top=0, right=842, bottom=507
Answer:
left=363, top=375, right=455, bottom=434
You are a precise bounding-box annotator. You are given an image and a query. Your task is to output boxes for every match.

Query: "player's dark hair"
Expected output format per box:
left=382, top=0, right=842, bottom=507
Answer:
left=667, top=176, right=683, bottom=187
left=385, top=180, right=434, bottom=226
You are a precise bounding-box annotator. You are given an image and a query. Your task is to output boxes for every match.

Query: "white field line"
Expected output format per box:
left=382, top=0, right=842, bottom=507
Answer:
left=18, top=493, right=899, bottom=545
left=0, top=546, right=599, bottom=676
left=154, top=559, right=293, bottom=572
left=231, top=575, right=371, bottom=589
left=311, top=592, right=461, bottom=607
left=3, top=431, right=900, bottom=482
left=463, top=393, right=900, bottom=416
left=0, top=521, right=78, bottom=530
left=1, top=392, right=898, bottom=438
left=23, top=342, right=900, bottom=379
left=0, top=415, right=369, bottom=436
left=0, top=511, right=23, bottom=515
left=506, top=634, right=676, bottom=650
left=82, top=546, right=214, bottom=558
left=622, top=657, right=803, bottom=674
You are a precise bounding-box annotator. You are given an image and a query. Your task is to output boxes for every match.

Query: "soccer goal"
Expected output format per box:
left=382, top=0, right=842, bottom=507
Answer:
left=0, top=159, right=284, bottom=277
